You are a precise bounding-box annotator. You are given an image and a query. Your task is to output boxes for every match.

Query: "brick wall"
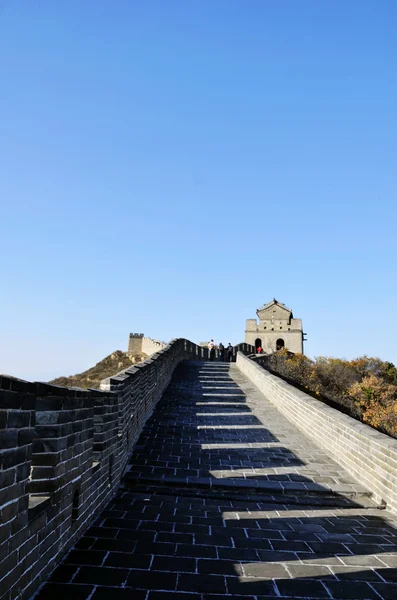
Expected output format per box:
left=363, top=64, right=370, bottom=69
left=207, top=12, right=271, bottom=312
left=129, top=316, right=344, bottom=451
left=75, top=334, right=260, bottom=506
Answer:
left=236, top=352, right=397, bottom=514
left=0, top=339, right=205, bottom=600
left=211, top=343, right=255, bottom=361
left=141, top=337, right=167, bottom=357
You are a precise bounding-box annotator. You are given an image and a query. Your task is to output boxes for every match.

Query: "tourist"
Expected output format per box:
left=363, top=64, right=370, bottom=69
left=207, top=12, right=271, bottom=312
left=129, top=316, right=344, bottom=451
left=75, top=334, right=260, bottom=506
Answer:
left=227, top=343, right=233, bottom=362
left=208, top=339, right=215, bottom=361
left=256, top=346, right=263, bottom=354
left=218, top=342, right=224, bottom=361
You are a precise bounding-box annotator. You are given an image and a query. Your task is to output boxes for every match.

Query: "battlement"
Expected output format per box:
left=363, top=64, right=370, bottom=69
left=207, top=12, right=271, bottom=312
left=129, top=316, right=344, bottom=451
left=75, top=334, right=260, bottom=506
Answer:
left=0, top=338, right=208, bottom=600
left=130, top=332, right=144, bottom=338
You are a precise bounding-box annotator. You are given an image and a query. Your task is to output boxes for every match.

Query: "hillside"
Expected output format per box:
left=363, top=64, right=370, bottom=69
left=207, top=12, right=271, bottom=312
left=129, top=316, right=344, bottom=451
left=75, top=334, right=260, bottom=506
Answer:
left=49, top=350, right=147, bottom=389
left=259, top=350, right=397, bottom=439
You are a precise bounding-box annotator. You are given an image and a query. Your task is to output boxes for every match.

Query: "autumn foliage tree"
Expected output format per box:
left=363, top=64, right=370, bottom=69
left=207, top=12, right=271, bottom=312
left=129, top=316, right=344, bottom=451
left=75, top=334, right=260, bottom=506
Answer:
left=261, top=351, right=397, bottom=439
left=349, top=375, right=397, bottom=435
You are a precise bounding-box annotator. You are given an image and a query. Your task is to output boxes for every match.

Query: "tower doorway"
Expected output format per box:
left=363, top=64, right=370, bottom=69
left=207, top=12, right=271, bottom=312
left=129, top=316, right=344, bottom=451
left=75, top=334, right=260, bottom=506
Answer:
left=255, top=338, right=262, bottom=352
left=276, top=338, right=285, bottom=351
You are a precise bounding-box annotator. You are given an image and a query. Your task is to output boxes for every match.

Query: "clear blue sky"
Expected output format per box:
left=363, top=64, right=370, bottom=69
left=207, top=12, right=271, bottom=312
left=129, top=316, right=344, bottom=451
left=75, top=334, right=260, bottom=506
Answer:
left=1, top=1, right=396, bottom=381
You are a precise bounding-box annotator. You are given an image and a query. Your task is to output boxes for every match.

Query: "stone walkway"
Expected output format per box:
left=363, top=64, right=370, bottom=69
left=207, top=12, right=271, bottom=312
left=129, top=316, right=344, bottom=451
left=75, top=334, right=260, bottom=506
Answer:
left=34, top=362, right=397, bottom=599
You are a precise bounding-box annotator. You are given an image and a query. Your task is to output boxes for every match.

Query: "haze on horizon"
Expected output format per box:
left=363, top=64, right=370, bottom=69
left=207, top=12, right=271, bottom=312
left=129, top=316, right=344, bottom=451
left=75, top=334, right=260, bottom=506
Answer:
left=1, top=1, right=396, bottom=382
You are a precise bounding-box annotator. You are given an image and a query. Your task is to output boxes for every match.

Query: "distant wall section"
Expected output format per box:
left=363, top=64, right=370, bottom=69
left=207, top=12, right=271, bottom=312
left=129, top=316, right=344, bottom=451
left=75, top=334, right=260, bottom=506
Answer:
left=142, top=337, right=167, bottom=356
left=128, top=333, right=167, bottom=358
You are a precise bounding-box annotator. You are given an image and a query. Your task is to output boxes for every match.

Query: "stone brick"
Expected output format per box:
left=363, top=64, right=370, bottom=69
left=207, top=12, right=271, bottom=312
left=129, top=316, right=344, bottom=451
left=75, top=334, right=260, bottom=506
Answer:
left=7, top=411, right=31, bottom=429
left=0, top=429, right=18, bottom=448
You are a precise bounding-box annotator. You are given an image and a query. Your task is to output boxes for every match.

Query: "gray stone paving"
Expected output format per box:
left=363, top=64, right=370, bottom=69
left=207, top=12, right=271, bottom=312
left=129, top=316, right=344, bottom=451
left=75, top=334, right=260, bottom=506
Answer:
left=34, top=361, right=397, bottom=599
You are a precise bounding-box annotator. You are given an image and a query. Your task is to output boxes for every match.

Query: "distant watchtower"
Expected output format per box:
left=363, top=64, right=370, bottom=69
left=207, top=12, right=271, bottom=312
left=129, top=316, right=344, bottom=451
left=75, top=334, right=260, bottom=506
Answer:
left=128, top=333, right=144, bottom=356
left=245, top=299, right=304, bottom=354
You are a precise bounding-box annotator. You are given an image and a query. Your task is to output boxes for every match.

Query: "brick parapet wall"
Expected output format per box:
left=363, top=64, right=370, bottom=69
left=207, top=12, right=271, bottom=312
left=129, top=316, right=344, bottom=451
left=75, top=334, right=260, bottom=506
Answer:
left=0, top=339, right=205, bottom=600
left=234, top=343, right=256, bottom=356
left=100, top=340, right=207, bottom=473
left=236, top=352, right=397, bottom=514
left=141, top=337, right=167, bottom=357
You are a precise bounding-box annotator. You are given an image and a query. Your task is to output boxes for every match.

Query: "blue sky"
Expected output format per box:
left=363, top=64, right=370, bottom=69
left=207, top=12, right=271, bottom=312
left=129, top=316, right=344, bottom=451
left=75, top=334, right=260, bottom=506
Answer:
left=1, top=1, right=396, bottom=381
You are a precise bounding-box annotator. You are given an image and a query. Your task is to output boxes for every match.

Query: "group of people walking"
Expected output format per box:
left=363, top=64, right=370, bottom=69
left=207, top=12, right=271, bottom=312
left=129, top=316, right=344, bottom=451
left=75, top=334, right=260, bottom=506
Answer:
left=207, top=340, right=234, bottom=362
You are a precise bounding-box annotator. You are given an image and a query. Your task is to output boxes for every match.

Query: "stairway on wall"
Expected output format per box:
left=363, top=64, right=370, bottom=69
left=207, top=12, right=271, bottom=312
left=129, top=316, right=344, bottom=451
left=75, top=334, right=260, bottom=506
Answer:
left=124, top=362, right=377, bottom=509
left=34, top=362, right=397, bottom=600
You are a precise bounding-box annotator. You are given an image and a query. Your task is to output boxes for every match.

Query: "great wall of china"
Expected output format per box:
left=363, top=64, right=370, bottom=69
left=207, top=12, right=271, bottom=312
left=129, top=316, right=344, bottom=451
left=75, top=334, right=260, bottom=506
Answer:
left=1, top=306, right=397, bottom=599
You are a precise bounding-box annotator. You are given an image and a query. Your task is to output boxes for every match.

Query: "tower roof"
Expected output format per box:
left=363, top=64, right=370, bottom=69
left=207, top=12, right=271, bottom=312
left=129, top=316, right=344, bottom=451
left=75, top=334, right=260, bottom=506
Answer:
left=256, top=299, right=293, bottom=318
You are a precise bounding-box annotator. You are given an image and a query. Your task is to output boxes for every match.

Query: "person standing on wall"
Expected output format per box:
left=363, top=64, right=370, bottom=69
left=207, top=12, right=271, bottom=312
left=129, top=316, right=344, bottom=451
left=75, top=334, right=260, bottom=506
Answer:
left=208, top=339, right=215, bottom=361
left=218, top=342, right=224, bottom=361
left=227, top=343, right=233, bottom=362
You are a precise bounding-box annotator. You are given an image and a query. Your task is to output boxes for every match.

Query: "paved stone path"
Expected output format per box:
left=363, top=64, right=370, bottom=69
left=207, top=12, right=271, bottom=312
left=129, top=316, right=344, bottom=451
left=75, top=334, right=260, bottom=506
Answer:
left=35, top=362, right=397, bottom=599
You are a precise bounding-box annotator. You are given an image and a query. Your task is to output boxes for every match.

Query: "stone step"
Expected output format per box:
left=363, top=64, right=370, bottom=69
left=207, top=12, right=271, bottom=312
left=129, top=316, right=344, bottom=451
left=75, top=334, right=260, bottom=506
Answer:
left=122, top=480, right=381, bottom=510
left=123, top=473, right=377, bottom=507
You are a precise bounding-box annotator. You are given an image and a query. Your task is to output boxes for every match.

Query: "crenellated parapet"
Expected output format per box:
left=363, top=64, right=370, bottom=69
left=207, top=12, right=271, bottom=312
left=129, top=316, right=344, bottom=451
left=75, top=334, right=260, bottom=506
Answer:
left=0, top=338, right=208, bottom=600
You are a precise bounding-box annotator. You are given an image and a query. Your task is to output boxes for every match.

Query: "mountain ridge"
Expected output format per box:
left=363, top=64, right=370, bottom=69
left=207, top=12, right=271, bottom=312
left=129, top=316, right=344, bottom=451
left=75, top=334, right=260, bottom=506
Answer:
left=49, top=349, right=147, bottom=389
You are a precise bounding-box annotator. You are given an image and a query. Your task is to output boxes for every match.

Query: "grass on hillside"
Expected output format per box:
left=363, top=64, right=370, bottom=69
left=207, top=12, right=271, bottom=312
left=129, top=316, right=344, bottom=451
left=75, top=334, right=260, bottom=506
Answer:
left=49, top=350, right=147, bottom=389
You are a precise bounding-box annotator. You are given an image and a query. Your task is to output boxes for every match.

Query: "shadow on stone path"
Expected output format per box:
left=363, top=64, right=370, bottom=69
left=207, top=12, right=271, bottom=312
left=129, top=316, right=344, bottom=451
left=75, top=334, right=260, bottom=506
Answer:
left=34, top=361, right=397, bottom=599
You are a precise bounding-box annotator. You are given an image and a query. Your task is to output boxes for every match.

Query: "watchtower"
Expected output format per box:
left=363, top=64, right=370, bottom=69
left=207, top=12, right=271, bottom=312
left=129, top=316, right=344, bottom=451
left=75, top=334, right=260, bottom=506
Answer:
left=245, top=299, right=304, bottom=354
left=128, top=333, right=144, bottom=356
